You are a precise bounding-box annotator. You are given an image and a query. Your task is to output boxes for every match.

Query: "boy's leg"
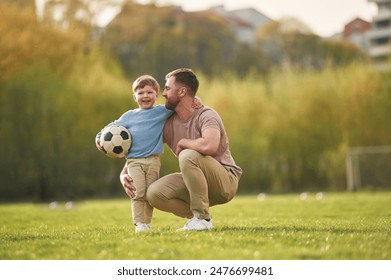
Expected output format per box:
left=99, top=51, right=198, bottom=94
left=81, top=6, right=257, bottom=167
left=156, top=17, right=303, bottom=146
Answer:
left=144, top=155, right=161, bottom=224
left=127, top=163, right=146, bottom=225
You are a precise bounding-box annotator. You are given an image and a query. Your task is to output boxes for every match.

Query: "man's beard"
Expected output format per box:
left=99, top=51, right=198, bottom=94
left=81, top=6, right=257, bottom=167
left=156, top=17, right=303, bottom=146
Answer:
left=165, top=98, right=179, bottom=110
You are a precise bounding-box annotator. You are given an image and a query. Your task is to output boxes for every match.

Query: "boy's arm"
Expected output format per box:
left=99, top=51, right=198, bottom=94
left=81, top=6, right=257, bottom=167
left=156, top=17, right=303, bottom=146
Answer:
left=95, top=121, right=115, bottom=152
left=95, top=126, right=108, bottom=152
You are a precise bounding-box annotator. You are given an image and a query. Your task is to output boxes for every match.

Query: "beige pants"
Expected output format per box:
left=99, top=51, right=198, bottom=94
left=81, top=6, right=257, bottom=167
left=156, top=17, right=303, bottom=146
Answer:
left=127, top=155, right=161, bottom=225
left=147, top=149, right=239, bottom=220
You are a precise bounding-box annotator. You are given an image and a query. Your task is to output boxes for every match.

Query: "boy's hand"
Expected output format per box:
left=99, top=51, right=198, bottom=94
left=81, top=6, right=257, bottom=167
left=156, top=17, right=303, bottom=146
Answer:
left=95, top=137, right=104, bottom=152
left=192, top=96, right=203, bottom=109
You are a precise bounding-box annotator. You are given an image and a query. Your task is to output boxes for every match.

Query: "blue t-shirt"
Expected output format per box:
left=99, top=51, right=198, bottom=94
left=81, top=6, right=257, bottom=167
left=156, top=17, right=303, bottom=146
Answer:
left=98, top=105, right=173, bottom=158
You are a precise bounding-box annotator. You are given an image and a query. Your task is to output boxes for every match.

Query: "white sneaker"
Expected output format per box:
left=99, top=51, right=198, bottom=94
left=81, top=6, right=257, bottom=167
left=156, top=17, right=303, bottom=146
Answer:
left=135, top=223, right=151, bottom=233
left=177, top=217, right=213, bottom=231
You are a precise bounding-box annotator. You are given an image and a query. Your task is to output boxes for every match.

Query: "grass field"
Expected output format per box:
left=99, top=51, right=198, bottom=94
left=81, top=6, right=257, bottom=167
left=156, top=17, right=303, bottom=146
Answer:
left=1, top=192, right=390, bottom=260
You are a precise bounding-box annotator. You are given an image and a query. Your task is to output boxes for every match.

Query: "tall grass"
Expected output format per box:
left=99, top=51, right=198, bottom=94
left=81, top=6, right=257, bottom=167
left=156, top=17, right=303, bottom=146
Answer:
left=2, top=60, right=390, bottom=200
left=194, top=65, right=391, bottom=192
left=1, top=192, right=390, bottom=260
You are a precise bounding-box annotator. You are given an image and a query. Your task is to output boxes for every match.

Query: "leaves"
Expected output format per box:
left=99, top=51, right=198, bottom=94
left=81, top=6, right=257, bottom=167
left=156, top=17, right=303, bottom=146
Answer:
left=0, top=2, right=390, bottom=200
left=0, top=3, right=85, bottom=79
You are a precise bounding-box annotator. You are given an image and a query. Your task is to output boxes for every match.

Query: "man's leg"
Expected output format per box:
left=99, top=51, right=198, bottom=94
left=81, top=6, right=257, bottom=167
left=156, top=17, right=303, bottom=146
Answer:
left=147, top=173, right=193, bottom=219
left=178, top=149, right=239, bottom=220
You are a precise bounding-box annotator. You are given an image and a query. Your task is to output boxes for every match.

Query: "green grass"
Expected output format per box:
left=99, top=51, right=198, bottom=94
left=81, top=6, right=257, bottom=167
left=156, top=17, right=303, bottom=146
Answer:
left=1, top=192, right=390, bottom=260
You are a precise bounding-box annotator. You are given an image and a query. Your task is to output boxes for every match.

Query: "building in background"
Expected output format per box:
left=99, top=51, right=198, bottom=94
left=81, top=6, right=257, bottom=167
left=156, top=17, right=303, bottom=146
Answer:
left=209, top=6, right=271, bottom=45
left=343, top=17, right=372, bottom=51
left=367, top=0, right=391, bottom=69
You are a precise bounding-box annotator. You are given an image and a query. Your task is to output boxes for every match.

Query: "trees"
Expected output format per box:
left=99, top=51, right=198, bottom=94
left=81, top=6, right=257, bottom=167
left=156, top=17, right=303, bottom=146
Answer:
left=0, top=0, right=36, bottom=12
left=100, top=5, right=369, bottom=79
left=0, top=2, right=85, bottom=79
left=200, top=65, right=391, bottom=193
left=1, top=1, right=388, bottom=200
left=101, top=2, right=237, bottom=79
left=256, top=18, right=368, bottom=70
left=41, top=0, right=122, bottom=31
left=0, top=3, right=129, bottom=200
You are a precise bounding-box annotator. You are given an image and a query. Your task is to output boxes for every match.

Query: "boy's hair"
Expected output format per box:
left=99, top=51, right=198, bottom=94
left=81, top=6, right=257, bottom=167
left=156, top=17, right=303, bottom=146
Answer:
left=165, top=68, right=199, bottom=97
left=132, top=75, right=160, bottom=94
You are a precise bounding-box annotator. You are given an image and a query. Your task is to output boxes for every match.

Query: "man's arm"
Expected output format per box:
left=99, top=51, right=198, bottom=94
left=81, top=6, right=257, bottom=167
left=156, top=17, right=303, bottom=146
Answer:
left=176, top=127, right=220, bottom=156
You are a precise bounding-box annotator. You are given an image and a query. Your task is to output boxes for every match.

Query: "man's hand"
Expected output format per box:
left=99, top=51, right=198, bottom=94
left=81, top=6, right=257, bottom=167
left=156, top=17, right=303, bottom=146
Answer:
left=120, top=167, right=136, bottom=198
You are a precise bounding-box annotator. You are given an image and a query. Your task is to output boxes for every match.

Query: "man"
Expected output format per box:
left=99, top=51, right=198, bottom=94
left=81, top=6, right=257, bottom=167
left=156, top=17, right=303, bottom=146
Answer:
left=120, top=68, right=242, bottom=231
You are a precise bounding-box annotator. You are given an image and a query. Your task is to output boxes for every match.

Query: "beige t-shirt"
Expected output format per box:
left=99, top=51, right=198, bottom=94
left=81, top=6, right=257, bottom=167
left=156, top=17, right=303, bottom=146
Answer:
left=163, top=106, right=242, bottom=178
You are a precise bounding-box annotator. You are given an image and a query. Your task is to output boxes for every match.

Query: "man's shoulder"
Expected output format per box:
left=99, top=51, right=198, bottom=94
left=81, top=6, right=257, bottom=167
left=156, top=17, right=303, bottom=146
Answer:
left=195, top=105, right=216, bottom=115
left=194, top=106, right=222, bottom=133
left=199, top=105, right=213, bottom=112
left=196, top=106, right=220, bottom=119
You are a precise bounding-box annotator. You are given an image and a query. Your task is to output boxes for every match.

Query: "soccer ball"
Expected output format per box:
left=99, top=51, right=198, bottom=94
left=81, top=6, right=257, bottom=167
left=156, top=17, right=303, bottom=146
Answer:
left=100, top=125, right=131, bottom=158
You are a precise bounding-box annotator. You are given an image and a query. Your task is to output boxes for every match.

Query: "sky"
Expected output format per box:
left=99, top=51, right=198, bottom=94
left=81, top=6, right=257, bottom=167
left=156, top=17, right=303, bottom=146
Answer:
left=138, top=0, right=378, bottom=37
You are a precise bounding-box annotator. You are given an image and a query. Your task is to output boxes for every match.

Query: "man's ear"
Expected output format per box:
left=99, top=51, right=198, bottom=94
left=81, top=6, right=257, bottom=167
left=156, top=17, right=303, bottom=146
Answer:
left=180, top=87, right=186, bottom=97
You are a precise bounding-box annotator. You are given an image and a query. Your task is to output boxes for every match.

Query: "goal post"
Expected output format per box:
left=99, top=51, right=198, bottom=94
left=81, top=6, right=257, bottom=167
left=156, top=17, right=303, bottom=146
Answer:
left=346, top=146, right=391, bottom=191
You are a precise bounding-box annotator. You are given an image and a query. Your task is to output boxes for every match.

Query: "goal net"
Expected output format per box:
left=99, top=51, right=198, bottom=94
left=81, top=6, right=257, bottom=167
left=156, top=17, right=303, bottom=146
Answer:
left=346, top=146, right=391, bottom=191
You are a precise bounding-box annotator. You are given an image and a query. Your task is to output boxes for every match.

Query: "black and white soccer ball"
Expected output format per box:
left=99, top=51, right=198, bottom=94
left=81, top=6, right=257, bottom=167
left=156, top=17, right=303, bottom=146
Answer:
left=100, top=125, right=131, bottom=158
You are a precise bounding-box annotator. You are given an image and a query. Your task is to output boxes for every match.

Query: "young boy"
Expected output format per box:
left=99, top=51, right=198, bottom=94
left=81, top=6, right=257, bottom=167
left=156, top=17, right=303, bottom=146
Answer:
left=95, top=75, right=200, bottom=233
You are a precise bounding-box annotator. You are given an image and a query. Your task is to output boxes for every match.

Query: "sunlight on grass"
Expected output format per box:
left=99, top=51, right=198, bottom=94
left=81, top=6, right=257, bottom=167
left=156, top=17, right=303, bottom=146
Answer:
left=1, top=192, right=390, bottom=260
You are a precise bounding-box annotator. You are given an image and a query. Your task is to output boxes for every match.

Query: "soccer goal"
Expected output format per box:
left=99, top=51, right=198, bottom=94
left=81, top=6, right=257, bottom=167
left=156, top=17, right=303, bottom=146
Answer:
left=346, top=146, right=391, bottom=191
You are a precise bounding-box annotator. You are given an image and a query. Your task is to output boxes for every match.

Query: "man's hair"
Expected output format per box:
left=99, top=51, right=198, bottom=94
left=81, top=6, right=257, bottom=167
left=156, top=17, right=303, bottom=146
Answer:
left=132, top=75, right=160, bottom=93
left=165, top=68, right=199, bottom=96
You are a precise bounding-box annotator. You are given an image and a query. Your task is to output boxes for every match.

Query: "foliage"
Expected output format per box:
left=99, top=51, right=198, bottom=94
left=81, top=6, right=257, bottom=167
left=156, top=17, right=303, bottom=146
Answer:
left=0, top=3, right=85, bottom=79
left=99, top=3, right=369, bottom=78
left=1, top=192, right=390, bottom=259
left=197, top=64, right=391, bottom=192
left=0, top=4, right=131, bottom=200
left=101, top=2, right=237, bottom=80
left=1, top=1, right=390, bottom=200
left=256, top=20, right=368, bottom=70
left=43, top=0, right=93, bottom=30
left=0, top=55, right=130, bottom=200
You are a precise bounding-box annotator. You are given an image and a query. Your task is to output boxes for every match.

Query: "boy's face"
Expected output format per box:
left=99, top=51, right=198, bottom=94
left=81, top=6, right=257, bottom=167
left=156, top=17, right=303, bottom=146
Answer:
left=133, top=85, right=158, bottom=109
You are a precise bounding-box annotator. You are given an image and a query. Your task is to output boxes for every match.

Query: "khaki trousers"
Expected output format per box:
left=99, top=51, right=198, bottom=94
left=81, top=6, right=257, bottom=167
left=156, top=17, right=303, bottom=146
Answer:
left=147, top=149, right=239, bottom=220
left=127, top=155, right=160, bottom=224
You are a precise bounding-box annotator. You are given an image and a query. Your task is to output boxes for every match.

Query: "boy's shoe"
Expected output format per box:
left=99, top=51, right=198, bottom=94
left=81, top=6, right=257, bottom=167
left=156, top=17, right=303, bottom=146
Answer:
left=177, top=217, right=213, bottom=231
left=135, top=223, right=151, bottom=233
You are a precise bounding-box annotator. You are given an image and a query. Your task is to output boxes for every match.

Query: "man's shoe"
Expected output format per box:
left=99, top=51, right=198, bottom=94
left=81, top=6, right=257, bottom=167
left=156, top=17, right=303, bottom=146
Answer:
left=135, top=223, right=151, bottom=233
left=177, top=217, right=213, bottom=231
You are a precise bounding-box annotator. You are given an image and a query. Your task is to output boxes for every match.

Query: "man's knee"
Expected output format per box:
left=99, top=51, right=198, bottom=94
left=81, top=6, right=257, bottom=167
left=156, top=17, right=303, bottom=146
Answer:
left=178, top=149, right=202, bottom=168
left=146, top=181, right=160, bottom=207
